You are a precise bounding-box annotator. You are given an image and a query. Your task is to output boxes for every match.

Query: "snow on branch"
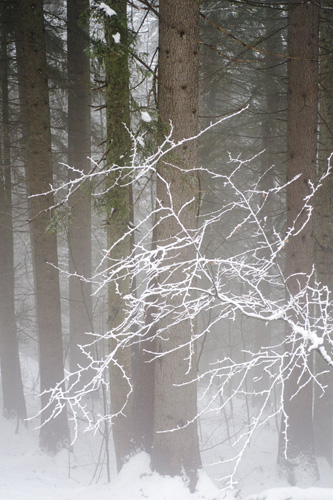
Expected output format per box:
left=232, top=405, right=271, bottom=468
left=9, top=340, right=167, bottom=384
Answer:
left=98, top=2, right=117, bottom=17
left=33, top=113, right=333, bottom=488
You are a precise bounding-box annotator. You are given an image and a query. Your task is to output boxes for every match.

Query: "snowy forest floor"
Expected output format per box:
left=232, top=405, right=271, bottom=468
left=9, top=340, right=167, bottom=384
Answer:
left=1, top=355, right=333, bottom=500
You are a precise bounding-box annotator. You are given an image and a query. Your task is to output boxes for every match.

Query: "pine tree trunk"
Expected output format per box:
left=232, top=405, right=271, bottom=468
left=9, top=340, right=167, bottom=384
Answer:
left=104, top=0, right=133, bottom=471
left=277, top=0, right=319, bottom=484
left=252, top=13, right=283, bottom=405
left=0, top=4, right=26, bottom=420
left=17, top=0, right=69, bottom=453
left=132, top=290, right=156, bottom=453
left=150, top=0, right=202, bottom=491
left=314, top=6, right=333, bottom=466
left=67, top=0, right=93, bottom=384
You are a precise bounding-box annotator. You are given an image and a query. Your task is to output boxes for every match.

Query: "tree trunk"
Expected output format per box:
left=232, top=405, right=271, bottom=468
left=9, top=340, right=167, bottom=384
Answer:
left=314, top=5, right=333, bottom=466
left=277, top=0, right=319, bottom=485
left=0, top=3, right=26, bottom=420
left=104, top=0, right=133, bottom=471
left=150, top=0, right=202, bottom=491
left=252, top=13, right=283, bottom=405
left=17, top=0, right=69, bottom=453
left=67, top=0, right=93, bottom=385
left=132, top=290, right=156, bottom=454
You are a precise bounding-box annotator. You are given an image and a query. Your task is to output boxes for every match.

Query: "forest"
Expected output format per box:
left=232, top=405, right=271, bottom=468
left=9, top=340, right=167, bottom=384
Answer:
left=1, top=0, right=333, bottom=499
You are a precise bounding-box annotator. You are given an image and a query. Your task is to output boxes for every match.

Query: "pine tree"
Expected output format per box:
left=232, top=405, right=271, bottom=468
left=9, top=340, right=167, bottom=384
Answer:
left=277, top=0, right=320, bottom=484
left=103, top=0, right=133, bottom=471
left=0, top=0, right=26, bottom=420
left=17, top=0, right=69, bottom=453
left=314, top=3, right=333, bottom=466
left=150, top=0, right=202, bottom=491
left=67, top=0, right=93, bottom=385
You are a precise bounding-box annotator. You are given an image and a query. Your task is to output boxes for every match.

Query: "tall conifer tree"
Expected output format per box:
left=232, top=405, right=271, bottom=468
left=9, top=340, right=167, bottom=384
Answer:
left=103, top=0, right=133, bottom=471
left=277, top=0, right=320, bottom=484
left=150, top=0, right=202, bottom=490
left=314, top=4, right=333, bottom=466
left=67, top=0, right=93, bottom=384
left=0, top=0, right=26, bottom=420
left=17, top=0, right=69, bottom=453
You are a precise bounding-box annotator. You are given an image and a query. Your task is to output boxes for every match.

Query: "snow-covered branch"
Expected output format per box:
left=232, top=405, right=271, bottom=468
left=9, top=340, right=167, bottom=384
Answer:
left=33, top=119, right=333, bottom=488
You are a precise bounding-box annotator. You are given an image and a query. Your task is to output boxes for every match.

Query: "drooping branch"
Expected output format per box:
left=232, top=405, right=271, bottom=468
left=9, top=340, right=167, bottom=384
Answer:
left=31, top=119, right=333, bottom=487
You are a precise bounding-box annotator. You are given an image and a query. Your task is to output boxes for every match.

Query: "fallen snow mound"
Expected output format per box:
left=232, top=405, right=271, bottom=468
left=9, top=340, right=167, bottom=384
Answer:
left=104, top=452, right=234, bottom=500
left=244, top=486, right=333, bottom=500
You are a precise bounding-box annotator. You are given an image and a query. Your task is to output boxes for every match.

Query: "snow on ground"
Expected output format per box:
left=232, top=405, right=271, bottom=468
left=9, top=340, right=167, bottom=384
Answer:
left=245, top=487, right=333, bottom=500
left=0, top=418, right=231, bottom=500
left=1, top=355, right=333, bottom=500
left=2, top=416, right=333, bottom=500
left=2, top=415, right=333, bottom=500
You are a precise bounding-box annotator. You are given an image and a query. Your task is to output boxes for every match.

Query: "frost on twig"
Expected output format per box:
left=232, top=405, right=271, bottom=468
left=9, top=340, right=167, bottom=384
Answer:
left=33, top=115, right=333, bottom=488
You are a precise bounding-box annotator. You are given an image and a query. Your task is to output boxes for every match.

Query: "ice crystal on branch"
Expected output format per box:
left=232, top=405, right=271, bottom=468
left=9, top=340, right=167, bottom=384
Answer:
left=32, top=115, right=333, bottom=488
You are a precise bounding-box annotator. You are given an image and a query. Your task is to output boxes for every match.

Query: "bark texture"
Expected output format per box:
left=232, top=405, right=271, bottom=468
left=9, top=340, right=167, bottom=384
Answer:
left=67, top=0, right=93, bottom=384
left=252, top=12, right=283, bottom=404
left=0, top=3, right=26, bottom=420
left=17, top=0, right=69, bottom=453
left=314, top=5, right=333, bottom=466
left=104, top=0, right=133, bottom=471
left=277, top=0, right=319, bottom=485
left=150, top=0, right=202, bottom=491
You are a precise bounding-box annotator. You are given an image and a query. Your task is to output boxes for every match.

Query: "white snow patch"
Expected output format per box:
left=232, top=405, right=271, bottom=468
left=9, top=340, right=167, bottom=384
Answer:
left=244, top=486, right=333, bottom=500
left=2, top=355, right=333, bottom=500
left=112, top=33, right=120, bottom=44
left=98, top=2, right=116, bottom=17
left=0, top=426, right=230, bottom=500
left=137, top=136, right=145, bottom=147
left=141, top=111, right=152, bottom=123
left=1, top=410, right=333, bottom=500
left=108, top=453, right=233, bottom=500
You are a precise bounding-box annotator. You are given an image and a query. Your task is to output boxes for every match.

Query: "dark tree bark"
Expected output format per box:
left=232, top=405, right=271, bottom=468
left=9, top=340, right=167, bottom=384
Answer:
left=314, top=5, right=333, bottom=466
left=252, top=11, right=284, bottom=405
left=0, top=2, right=26, bottom=420
left=104, top=0, right=133, bottom=471
left=17, top=0, right=69, bottom=453
left=277, top=0, right=319, bottom=485
left=67, top=0, right=93, bottom=384
left=150, top=0, right=202, bottom=491
left=132, top=292, right=156, bottom=454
